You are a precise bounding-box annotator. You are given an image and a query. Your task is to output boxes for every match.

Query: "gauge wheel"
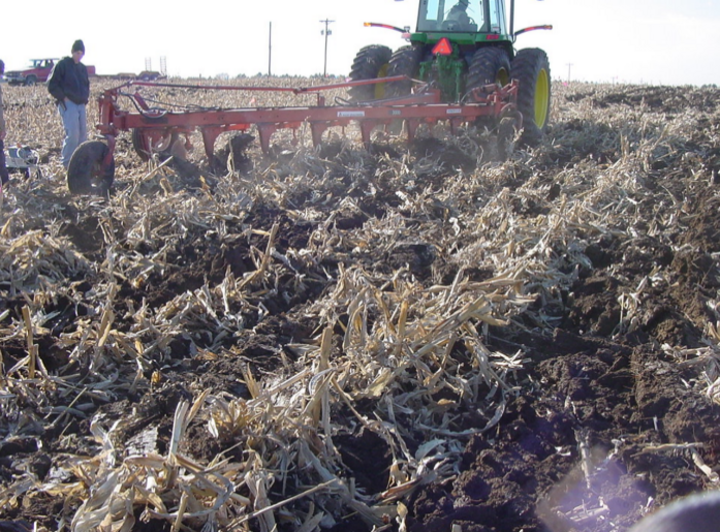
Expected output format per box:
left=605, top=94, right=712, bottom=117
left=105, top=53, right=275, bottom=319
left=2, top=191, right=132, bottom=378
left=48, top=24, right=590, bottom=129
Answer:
left=131, top=128, right=179, bottom=161
left=348, top=45, right=393, bottom=102
left=385, top=45, right=425, bottom=98
left=67, top=141, right=115, bottom=195
left=511, top=48, right=551, bottom=146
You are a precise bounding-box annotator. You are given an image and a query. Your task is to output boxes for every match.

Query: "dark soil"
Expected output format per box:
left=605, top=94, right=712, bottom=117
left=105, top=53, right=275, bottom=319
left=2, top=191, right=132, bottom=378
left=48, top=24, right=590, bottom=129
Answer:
left=2, top=82, right=720, bottom=532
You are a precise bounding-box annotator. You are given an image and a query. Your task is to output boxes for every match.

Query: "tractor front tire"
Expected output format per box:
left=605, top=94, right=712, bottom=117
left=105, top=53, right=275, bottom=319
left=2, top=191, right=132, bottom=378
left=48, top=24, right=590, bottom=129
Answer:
left=466, top=47, right=511, bottom=95
left=348, top=45, right=392, bottom=102
left=511, top=48, right=551, bottom=146
left=386, top=45, right=425, bottom=98
left=67, top=141, right=115, bottom=196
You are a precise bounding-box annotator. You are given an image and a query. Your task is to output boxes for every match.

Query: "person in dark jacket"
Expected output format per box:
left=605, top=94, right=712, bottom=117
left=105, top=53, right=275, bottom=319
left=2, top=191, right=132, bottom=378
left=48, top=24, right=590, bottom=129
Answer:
left=47, top=40, right=90, bottom=168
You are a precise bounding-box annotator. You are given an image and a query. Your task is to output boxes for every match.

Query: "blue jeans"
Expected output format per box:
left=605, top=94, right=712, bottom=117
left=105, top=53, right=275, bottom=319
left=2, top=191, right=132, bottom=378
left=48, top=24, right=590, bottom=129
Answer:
left=58, top=100, right=88, bottom=168
left=0, top=139, right=9, bottom=185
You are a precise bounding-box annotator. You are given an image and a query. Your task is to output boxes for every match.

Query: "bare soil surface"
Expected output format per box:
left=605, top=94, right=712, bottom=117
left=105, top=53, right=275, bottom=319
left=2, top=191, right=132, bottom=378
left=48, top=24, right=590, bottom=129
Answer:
left=2, top=80, right=720, bottom=532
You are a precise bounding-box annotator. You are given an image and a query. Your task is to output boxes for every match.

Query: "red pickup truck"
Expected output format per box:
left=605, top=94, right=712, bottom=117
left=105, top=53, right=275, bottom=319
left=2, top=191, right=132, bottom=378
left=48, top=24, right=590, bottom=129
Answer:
left=4, top=58, right=96, bottom=86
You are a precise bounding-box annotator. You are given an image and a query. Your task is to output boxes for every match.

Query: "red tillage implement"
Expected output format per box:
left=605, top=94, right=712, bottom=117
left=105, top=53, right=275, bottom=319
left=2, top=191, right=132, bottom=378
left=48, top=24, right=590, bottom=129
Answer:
left=70, top=77, right=521, bottom=193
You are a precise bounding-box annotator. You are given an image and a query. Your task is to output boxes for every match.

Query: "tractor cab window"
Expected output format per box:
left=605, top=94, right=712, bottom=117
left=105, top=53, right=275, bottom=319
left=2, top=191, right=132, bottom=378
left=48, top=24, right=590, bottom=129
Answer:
left=417, top=0, right=488, bottom=33
left=488, top=0, right=507, bottom=34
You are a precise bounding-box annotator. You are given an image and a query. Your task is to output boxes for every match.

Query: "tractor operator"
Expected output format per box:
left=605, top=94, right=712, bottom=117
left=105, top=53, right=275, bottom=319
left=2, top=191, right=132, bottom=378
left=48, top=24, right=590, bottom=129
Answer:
left=47, top=40, right=90, bottom=170
left=445, top=0, right=477, bottom=31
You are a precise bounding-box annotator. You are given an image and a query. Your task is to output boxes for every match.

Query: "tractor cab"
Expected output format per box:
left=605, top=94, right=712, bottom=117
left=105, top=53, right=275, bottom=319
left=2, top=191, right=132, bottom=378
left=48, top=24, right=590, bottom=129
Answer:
left=416, top=0, right=508, bottom=36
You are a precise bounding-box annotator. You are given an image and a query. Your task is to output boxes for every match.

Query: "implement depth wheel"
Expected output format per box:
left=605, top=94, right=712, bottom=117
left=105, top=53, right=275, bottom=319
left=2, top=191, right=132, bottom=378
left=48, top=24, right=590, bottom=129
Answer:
left=67, top=141, right=115, bottom=196
left=511, top=48, right=551, bottom=146
left=348, top=45, right=392, bottom=102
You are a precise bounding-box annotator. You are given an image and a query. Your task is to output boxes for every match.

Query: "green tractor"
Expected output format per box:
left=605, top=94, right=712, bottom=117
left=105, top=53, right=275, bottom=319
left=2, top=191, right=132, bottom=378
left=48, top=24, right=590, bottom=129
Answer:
left=348, top=0, right=552, bottom=144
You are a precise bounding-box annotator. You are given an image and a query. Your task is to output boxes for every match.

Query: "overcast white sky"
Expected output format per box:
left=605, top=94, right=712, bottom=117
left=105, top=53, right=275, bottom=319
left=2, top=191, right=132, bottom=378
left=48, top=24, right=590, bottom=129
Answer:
left=1, top=0, right=719, bottom=86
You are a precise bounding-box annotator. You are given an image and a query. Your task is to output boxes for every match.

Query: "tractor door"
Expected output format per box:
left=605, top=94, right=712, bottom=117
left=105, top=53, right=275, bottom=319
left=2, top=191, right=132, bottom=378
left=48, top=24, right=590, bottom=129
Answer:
left=488, top=0, right=508, bottom=35
left=417, top=0, right=447, bottom=32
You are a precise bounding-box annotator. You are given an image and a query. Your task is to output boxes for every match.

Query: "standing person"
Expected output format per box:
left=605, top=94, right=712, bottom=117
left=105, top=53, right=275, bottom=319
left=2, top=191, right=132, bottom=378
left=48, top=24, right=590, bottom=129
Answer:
left=0, top=59, right=10, bottom=189
left=47, top=40, right=90, bottom=169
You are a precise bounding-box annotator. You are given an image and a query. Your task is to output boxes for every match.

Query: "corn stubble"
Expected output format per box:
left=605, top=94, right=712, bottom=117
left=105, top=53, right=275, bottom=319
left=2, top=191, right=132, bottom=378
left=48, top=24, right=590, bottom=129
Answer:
left=1, top=78, right=720, bottom=531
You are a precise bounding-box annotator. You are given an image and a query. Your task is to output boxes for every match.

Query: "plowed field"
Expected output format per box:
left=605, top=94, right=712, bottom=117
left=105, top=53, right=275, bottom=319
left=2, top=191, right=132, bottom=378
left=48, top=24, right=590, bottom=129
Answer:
left=1, top=79, right=720, bottom=532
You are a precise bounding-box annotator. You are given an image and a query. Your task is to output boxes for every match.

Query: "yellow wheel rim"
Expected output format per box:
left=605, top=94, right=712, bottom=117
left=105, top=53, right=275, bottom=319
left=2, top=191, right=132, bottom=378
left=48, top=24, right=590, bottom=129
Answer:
left=374, top=63, right=390, bottom=99
left=534, top=68, right=550, bottom=128
left=496, top=68, right=510, bottom=87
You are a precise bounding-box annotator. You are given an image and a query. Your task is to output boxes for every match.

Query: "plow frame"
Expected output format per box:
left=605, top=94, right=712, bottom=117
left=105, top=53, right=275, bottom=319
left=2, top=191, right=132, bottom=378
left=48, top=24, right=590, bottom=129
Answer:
left=95, top=77, right=521, bottom=162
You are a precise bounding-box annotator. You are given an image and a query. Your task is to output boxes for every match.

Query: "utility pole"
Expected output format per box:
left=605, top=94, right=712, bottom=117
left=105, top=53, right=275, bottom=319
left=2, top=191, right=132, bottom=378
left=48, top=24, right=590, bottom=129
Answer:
left=268, top=22, right=272, bottom=76
left=320, top=18, right=335, bottom=77
left=566, top=63, right=573, bottom=84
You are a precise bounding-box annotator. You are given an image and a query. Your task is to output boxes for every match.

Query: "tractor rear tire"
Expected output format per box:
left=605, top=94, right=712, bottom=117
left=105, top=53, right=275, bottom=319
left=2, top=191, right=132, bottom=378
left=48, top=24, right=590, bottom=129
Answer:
left=466, top=47, right=511, bottom=95
left=348, top=45, right=392, bottom=102
left=386, top=45, right=425, bottom=97
left=511, top=48, right=551, bottom=146
left=67, top=141, right=115, bottom=196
